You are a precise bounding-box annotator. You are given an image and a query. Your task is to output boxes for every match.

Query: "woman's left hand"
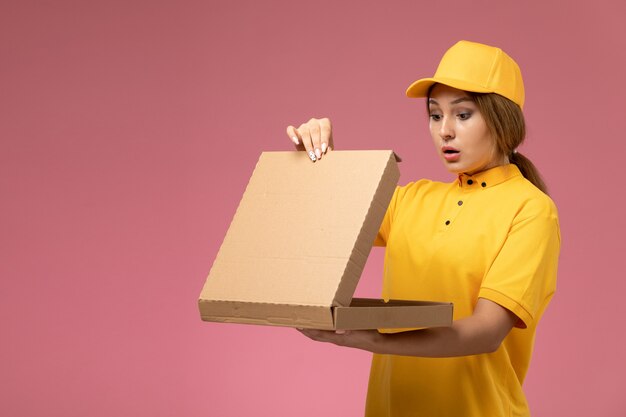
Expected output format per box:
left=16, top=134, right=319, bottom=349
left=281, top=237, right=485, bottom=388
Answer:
left=297, top=328, right=381, bottom=353
left=296, top=299, right=519, bottom=358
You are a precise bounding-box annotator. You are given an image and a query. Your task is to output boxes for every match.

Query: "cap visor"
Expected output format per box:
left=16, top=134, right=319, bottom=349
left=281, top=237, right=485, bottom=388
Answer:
left=405, top=78, right=437, bottom=98
left=406, top=77, right=492, bottom=98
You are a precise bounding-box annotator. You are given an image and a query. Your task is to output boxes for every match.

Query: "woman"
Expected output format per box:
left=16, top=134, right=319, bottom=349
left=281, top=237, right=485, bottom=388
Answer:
left=286, top=40, right=560, bottom=417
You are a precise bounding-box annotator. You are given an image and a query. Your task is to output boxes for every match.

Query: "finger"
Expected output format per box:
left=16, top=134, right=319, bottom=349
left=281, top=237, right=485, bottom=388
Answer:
left=307, top=119, right=323, bottom=160
left=300, top=329, right=324, bottom=341
left=286, top=125, right=301, bottom=146
left=300, top=329, right=343, bottom=344
left=298, top=124, right=317, bottom=162
left=319, top=117, right=332, bottom=154
left=299, top=328, right=318, bottom=338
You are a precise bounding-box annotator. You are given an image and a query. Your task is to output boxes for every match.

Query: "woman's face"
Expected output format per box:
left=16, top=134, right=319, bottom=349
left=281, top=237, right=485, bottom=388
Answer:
left=428, top=84, right=507, bottom=175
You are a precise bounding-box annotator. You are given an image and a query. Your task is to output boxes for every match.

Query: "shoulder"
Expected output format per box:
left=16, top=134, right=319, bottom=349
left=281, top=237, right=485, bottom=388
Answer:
left=385, top=179, right=450, bottom=217
left=394, top=178, right=450, bottom=202
left=499, top=176, right=561, bottom=243
left=506, top=176, right=559, bottom=221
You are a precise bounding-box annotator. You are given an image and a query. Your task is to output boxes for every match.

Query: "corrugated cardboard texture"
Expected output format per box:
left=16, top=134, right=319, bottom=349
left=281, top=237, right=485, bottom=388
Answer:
left=199, top=150, right=400, bottom=326
left=197, top=301, right=333, bottom=329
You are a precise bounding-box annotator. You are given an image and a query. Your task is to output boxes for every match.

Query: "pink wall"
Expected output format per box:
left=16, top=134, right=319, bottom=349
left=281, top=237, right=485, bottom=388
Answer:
left=2, top=1, right=625, bottom=416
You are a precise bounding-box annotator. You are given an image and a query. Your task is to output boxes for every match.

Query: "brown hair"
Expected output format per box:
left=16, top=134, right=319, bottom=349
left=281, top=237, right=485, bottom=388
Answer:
left=468, top=92, right=548, bottom=194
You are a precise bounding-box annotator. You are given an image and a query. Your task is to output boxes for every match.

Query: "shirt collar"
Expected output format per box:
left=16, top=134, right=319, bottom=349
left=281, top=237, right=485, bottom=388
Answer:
left=457, top=164, right=522, bottom=189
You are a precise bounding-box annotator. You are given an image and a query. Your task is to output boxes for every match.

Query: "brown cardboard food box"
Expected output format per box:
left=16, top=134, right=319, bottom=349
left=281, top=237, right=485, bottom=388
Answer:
left=199, top=150, right=453, bottom=330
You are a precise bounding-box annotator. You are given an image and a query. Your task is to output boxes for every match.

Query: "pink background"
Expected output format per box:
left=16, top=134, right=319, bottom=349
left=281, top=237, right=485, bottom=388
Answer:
left=2, top=1, right=625, bottom=416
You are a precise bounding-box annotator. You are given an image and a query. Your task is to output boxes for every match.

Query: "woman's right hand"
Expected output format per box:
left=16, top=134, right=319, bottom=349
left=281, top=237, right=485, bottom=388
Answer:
left=286, top=117, right=333, bottom=162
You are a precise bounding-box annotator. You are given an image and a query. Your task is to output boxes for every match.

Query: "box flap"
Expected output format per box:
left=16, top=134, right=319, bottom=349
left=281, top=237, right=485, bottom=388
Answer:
left=199, top=150, right=400, bottom=325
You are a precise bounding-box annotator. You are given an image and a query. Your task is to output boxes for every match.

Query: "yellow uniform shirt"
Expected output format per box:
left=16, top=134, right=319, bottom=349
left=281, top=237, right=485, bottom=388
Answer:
left=366, top=164, right=561, bottom=417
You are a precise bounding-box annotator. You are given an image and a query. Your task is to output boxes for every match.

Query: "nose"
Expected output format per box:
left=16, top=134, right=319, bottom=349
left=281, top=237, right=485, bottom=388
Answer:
left=439, top=116, right=455, bottom=140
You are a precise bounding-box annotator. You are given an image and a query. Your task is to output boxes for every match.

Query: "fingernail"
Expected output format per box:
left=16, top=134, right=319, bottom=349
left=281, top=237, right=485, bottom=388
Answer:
left=308, top=150, right=317, bottom=162
left=321, top=143, right=327, bottom=153
left=291, top=136, right=299, bottom=145
left=315, top=148, right=321, bottom=159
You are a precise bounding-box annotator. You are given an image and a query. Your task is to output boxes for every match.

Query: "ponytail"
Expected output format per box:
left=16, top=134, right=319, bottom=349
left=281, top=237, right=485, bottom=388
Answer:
left=470, top=92, right=550, bottom=195
left=510, top=152, right=548, bottom=195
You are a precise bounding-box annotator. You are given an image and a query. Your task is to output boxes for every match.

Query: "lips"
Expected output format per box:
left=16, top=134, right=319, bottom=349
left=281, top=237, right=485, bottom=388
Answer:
left=442, top=146, right=460, bottom=162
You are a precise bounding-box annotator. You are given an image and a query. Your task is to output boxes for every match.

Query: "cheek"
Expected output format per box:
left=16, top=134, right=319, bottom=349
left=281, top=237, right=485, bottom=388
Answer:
left=428, top=121, right=436, bottom=136
left=429, top=125, right=439, bottom=144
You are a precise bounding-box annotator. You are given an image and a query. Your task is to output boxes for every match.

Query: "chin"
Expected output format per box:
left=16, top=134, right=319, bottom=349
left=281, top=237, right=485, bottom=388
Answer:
left=443, top=160, right=488, bottom=176
left=442, top=163, right=466, bottom=175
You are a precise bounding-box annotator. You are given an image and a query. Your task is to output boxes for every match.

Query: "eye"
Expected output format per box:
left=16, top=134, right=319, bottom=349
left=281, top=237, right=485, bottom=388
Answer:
left=429, top=113, right=442, bottom=122
left=457, top=112, right=472, bottom=120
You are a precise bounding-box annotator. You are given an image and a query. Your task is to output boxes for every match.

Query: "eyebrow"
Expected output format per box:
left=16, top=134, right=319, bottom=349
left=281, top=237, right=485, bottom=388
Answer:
left=428, top=97, right=473, bottom=106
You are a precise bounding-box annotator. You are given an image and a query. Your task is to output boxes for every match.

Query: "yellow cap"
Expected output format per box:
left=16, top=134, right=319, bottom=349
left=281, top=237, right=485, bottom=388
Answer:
left=406, top=40, right=525, bottom=108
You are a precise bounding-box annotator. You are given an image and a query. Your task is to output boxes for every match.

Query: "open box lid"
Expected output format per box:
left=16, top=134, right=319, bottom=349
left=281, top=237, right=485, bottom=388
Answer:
left=199, top=150, right=453, bottom=329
